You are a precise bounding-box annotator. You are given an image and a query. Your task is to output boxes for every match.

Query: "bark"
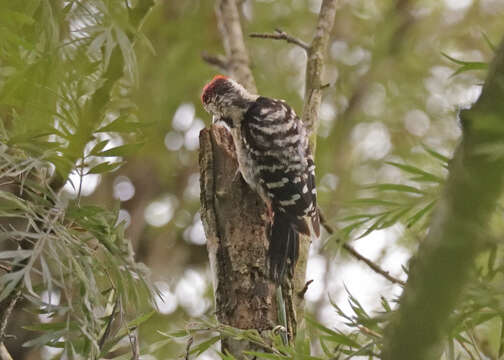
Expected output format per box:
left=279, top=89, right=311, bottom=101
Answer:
left=199, top=0, right=337, bottom=357
left=199, top=126, right=279, bottom=354
left=201, top=2, right=279, bottom=356
left=302, top=0, right=338, bottom=139
left=382, top=36, right=504, bottom=360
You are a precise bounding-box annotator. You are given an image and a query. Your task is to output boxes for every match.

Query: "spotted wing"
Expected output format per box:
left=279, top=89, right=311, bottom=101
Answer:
left=242, top=97, right=318, bottom=235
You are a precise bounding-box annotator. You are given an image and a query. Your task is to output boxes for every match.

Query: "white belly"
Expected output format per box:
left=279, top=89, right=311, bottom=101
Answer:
left=231, top=128, right=257, bottom=189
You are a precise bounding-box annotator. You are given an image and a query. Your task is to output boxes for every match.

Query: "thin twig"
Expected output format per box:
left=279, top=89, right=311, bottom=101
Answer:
left=128, top=329, right=140, bottom=360
left=201, top=51, right=229, bottom=72
left=358, top=325, right=382, bottom=339
left=467, top=329, right=484, bottom=360
left=457, top=337, right=476, bottom=360
left=250, top=28, right=310, bottom=51
left=98, top=295, right=120, bottom=350
left=0, top=290, right=21, bottom=341
left=297, top=279, right=314, bottom=299
left=319, top=208, right=335, bottom=234
left=185, top=336, right=194, bottom=360
left=342, top=242, right=406, bottom=286
left=319, top=208, right=405, bottom=286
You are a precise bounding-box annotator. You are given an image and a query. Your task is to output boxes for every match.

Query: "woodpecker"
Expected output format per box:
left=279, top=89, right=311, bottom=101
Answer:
left=201, top=75, right=320, bottom=283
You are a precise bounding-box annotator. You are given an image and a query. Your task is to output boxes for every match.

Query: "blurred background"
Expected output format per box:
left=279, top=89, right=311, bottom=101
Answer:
left=2, top=0, right=504, bottom=358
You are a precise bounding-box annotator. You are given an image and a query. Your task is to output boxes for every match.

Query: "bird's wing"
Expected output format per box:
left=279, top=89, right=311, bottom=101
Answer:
left=242, top=97, right=318, bottom=231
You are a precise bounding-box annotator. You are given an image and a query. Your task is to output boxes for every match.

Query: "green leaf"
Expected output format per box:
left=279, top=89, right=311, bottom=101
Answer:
left=96, top=143, right=143, bottom=157
left=0, top=191, right=29, bottom=211
left=23, top=330, right=66, bottom=347
left=422, top=144, right=450, bottom=164
left=87, top=161, right=125, bottom=174
left=89, top=140, right=109, bottom=155
left=96, top=116, right=144, bottom=133
left=0, top=250, right=33, bottom=260
left=385, top=161, right=444, bottom=183
left=340, top=219, right=370, bottom=238
left=0, top=270, right=24, bottom=302
left=381, top=206, right=412, bottom=228
left=127, top=310, right=155, bottom=329
left=481, top=32, right=497, bottom=53
left=319, top=338, right=335, bottom=357
left=347, top=198, right=400, bottom=206
left=356, top=213, right=390, bottom=239
left=407, top=200, right=436, bottom=228
left=87, top=32, right=107, bottom=56
left=305, top=316, right=360, bottom=348
left=242, top=351, right=286, bottom=360
left=0, top=9, right=35, bottom=25
left=380, top=296, right=392, bottom=312
left=159, top=329, right=188, bottom=338
left=115, top=26, right=138, bottom=84
left=366, top=183, right=425, bottom=194
left=190, top=336, right=220, bottom=356
left=0, top=27, right=33, bottom=48
left=339, top=214, right=375, bottom=222
left=342, top=342, right=376, bottom=358
left=23, top=322, right=71, bottom=332
left=441, top=52, right=488, bottom=77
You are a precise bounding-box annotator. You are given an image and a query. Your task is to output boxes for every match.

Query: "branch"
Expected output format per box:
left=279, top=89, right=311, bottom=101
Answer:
left=342, top=243, right=405, bottom=286
left=201, top=51, right=229, bottom=72
left=297, top=279, right=314, bottom=299
left=215, top=0, right=256, bottom=92
left=382, top=36, right=504, bottom=360
left=319, top=210, right=405, bottom=286
left=250, top=28, right=310, bottom=51
left=302, top=0, right=338, bottom=137
left=0, top=288, right=21, bottom=360
left=0, top=290, right=20, bottom=341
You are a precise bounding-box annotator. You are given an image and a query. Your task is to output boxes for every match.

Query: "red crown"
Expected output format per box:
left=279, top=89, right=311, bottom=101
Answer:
left=201, top=75, right=229, bottom=103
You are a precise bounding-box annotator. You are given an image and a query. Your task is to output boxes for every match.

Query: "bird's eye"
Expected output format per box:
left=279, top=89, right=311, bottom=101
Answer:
left=202, top=93, right=209, bottom=104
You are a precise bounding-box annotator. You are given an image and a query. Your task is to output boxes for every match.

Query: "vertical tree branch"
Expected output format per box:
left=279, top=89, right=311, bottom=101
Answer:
left=215, top=0, right=256, bottom=92
left=302, top=0, right=338, bottom=138
left=293, top=0, right=338, bottom=323
left=382, top=36, right=504, bottom=360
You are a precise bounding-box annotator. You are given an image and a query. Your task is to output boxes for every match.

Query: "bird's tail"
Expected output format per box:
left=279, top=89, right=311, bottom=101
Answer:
left=268, top=212, right=300, bottom=284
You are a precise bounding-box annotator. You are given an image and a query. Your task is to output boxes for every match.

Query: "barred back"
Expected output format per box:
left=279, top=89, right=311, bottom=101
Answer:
left=237, top=97, right=320, bottom=281
left=241, top=97, right=318, bottom=229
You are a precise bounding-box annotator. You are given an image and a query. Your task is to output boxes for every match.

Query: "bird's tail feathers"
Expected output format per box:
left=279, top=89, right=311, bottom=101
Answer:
left=269, top=212, right=299, bottom=284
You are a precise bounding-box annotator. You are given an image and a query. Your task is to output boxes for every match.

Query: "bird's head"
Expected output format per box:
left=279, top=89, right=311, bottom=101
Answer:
left=201, top=75, right=256, bottom=125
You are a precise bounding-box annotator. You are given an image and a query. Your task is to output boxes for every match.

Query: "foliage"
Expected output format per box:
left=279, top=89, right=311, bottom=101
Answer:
left=0, top=0, right=156, bottom=358
left=338, top=145, right=449, bottom=241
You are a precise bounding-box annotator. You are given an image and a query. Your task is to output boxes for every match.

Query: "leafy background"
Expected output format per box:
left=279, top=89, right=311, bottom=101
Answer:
left=1, top=0, right=504, bottom=359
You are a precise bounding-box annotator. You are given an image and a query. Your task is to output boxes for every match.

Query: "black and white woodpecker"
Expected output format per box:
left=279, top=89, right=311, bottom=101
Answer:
left=201, top=75, right=320, bottom=283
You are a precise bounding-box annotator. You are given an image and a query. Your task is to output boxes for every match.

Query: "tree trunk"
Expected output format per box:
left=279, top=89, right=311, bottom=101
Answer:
left=382, top=35, right=504, bottom=360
